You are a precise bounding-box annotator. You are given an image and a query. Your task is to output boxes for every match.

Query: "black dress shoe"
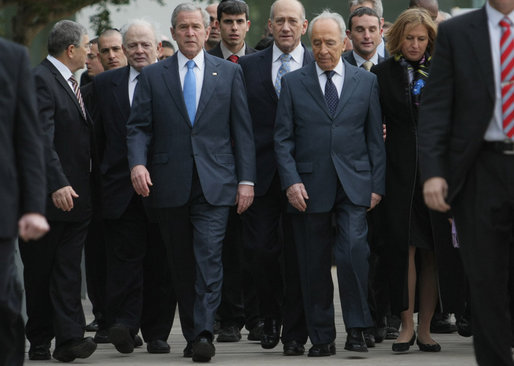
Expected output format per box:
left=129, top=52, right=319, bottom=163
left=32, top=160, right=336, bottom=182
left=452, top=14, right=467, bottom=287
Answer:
left=109, top=323, right=135, bottom=354
left=28, top=343, right=51, bottom=360
left=183, top=341, right=194, bottom=357
left=456, top=316, right=472, bottom=337
left=417, top=339, right=441, bottom=352
left=147, top=339, right=170, bottom=354
left=53, top=337, right=97, bottom=362
left=363, top=329, right=375, bottom=348
left=374, top=327, right=386, bottom=343
left=247, top=321, right=264, bottom=341
left=93, top=329, right=109, bottom=343
left=85, top=319, right=99, bottom=332
left=261, top=318, right=280, bottom=349
left=283, top=340, right=305, bottom=356
left=134, top=334, right=143, bottom=347
left=192, top=336, right=215, bottom=362
left=392, top=332, right=416, bottom=353
left=385, top=326, right=400, bottom=340
left=430, top=312, right=457, bottom=333
left=216, top=325, right=241, bottom=342
left=308, top=342, right=336, bottom=357
left=345, top=328, right=368, bottom=352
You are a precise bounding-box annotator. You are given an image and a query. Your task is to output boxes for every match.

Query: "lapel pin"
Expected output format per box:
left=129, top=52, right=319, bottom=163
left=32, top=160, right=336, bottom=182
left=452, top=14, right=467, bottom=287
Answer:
left=212, top=72, right=218, bottom=76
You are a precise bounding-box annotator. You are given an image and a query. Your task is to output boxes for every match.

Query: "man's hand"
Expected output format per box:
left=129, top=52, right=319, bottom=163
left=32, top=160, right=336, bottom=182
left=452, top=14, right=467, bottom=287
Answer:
left=131, top=165, right=153, bottom=197
left=368, top=193, right=382, bottom=211
left=18, top=213, right=49, bottom=241
left=236, top=184, right=254, bottom=214
left=51, top=186, right=78, bottom=211
left=286, top=183, right=309, bottom=212
left=423, top=177, right=451, bottom=212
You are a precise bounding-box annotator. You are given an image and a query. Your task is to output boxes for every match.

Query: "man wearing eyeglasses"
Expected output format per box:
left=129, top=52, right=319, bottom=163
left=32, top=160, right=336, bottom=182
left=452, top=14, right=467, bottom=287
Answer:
left=238, top=0, right=312, bottom=357
left=91, top=19, right=184, bottom=356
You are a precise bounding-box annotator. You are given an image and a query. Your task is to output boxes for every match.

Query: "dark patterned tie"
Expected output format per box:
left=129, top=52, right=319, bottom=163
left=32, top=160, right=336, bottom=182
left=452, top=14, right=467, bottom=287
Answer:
left=500, top=17, right=514, bottom=138
left=324, top=70, right=338, bottom=115
left=69, top=75, right=86, bottom=118
left=228, top=54, right=239, bottom=63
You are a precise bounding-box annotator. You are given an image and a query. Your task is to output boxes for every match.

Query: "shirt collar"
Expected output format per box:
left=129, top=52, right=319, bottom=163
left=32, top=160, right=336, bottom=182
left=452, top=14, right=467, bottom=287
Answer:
left=272, top=42, right=304, bottom=63
left=47, top=55, right=73, bottom=81
left=353, top=51, right=379, bottom=67
left=129, top=66, right=140, bottom=82
left=486, top=1, right=514, bottom=27
left=178, top=49, right=205, bottom=71
left=315, top=57, right=344, bottom=78
left=220, top=41, right=246, bottom=59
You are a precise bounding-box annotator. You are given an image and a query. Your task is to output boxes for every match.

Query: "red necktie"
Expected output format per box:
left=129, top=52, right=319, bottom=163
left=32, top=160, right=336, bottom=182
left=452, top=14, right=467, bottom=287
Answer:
left=500, top=17, right=514, bottom=138
left=69, top=75, right=86, bottom=118
left=228, top=54, right=239, bottom=63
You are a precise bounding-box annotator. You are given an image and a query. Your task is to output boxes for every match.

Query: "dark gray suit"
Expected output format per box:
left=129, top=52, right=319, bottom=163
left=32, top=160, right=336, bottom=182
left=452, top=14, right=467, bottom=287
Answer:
left=274, top=58, right=385, bottom=344
left=127, top=52, right=255, bottom=338
left=0, top=38, right=45, bottom=366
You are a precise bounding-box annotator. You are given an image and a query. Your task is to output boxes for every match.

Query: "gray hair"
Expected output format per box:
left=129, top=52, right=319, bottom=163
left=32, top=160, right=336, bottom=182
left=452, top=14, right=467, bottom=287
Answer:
left=270, top=0, right=306, bottom=21
left=47, top=20, right=87, bottom=57
left=171, top=3, right=210, bottom=29
left=348, top=0, right=383, bottom=18
left=308, top=10, right=346, bottom=41
left=120, top=19, right=159, bottom=47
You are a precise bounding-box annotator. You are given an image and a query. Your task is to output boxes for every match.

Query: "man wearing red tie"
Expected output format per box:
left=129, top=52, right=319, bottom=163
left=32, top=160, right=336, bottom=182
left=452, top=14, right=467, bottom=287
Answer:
left=419, top=1, right=514, bottom=365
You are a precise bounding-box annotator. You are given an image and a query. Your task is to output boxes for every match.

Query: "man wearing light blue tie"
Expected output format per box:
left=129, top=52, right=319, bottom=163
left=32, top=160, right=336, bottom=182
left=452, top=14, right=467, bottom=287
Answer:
left=126, top=2, right=256, bottom=363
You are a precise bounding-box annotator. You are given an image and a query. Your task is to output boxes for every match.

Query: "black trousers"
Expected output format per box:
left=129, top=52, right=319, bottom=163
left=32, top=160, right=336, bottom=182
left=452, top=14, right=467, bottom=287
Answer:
left=19, top=219, right=89, bottom=347
left=241, top=174, right=307, bottom=344
left=84, top=215, right=106, bottom=325
left=453, top=149, right=514, bottom=366
left=217, top=208, right=261, bottom=330
left=0, top=238, right=24, bottom=366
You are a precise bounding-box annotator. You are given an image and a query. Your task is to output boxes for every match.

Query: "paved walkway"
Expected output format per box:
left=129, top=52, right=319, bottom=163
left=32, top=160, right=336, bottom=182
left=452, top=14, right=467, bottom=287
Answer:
left=25, top=269, right=479, bottom=365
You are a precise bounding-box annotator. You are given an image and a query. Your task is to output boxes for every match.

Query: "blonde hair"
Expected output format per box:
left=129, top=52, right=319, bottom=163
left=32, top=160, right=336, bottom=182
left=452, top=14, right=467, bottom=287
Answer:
left=386, top=8, right=437, bottom=56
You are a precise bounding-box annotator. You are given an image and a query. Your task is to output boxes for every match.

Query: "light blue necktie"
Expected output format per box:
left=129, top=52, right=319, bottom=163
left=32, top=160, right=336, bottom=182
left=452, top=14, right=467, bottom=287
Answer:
left=184, top=60, right=196, bottom=124
left=274, top=53, right=291, bottom=97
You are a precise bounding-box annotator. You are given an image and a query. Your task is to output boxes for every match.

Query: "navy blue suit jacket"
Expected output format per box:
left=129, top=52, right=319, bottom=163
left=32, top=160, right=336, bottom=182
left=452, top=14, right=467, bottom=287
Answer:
left=126, top=52, right=256, bottom=208
left=239, top=45, right=314, bottom=196
left=274, top=59, right=386, bottom=212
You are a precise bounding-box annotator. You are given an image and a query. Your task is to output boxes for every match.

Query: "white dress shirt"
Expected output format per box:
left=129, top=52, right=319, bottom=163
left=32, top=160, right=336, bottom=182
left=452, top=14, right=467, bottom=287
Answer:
left=47, top=55, right=74, bottom=92
left=128, top=66, right=140, bottom=106
left=177, top=50, right=205, bottom=111
left=220, top=41, right=246, bottom=60
left=315, top=58, right=345, bottom=98
left=485, top=2, right=514, bottom=141
left=271, top=43, right=305, bottom=84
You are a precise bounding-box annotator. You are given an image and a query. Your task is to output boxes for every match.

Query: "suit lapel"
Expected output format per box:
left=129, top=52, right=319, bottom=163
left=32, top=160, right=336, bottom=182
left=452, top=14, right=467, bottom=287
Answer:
left=468, top=7, right=495, bottom=101
left=334, top=59, right=360, bottom=119
left=300, top=63, right=332, bottom=117
left=195, top=53, right=220, bottom=124
left=162, top=55, right=191, bottom=126
left=44, top=59, right=87, bottom=124
left=259, top=47, right=278, bottom=103
left=111, top=66, right=130, bottom=122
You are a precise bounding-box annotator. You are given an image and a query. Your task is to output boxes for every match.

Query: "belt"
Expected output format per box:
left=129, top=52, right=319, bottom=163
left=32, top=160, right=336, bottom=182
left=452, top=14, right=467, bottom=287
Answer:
left=483, top=140, right=514, bottom=155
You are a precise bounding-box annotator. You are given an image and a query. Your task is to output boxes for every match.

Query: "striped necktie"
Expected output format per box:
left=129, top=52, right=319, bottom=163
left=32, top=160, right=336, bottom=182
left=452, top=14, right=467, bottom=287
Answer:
left=69, top=75, right=86, bottom=118
left=274, top=53, right=291, bottom=97
left=500, top=17, right=514, bottom=138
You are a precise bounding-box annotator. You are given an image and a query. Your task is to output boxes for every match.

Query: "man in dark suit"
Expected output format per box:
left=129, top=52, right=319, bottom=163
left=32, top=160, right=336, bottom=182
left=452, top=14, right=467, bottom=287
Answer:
left=348, top=0, right=387, bottom=58
left=343, top=7, right=385, bottom=69
left=238, top=0, right=312, bottom=355
left=208, top=0, right=261, bottom=343
left=0, top=37, right=49, bottom=366
left=274, top=10, right=385, bottom=357
left=19, top=20, right=97, bottom=362
left=419, top=1, right=514, bottom=365
left=127, top=3, right=256, bottom=362
left=92, top=19, right=178, bottom=355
